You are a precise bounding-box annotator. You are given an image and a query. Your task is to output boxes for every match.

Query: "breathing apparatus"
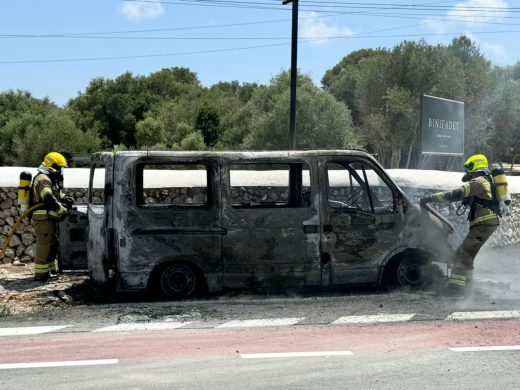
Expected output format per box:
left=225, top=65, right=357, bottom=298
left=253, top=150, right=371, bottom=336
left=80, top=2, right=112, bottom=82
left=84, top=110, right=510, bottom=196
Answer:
left=17, top=171, right=32, bottom=213
left=457, top=154, right=511, bottom=217
left=490, top=164, right=511, bottom=212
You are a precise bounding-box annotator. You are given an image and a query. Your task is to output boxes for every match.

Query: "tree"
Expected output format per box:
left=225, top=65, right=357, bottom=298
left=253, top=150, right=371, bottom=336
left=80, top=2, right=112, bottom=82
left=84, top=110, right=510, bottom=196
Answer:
left=0, top=90, right=55, bottom=165
left=135, top=117, right=166, bottom=148
left=68, top=67, right=202, bottom=148
left=242, top=72, right=359, bottom=150
left=486, top=63, right=520, bottom=167
left=323, top=37, right=493, bottom=168
left=195, top=106, right=221, bottom=147
left=6, top=108, right=100, bottom=166
left=0, top=90, right=101, bottom=166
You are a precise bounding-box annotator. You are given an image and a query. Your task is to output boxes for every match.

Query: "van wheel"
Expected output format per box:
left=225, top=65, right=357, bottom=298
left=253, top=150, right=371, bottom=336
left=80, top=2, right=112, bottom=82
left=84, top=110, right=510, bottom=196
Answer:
left=396, top=257, right=427, bottom=288
left=160, top=264, right=196, bottom=299
left=384, top=254, right=429, bottom=290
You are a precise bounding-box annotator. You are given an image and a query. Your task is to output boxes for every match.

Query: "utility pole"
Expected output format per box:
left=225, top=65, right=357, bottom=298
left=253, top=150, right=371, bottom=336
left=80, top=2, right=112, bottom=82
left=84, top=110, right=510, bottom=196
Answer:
left=282, top=0, right=298, bottom=150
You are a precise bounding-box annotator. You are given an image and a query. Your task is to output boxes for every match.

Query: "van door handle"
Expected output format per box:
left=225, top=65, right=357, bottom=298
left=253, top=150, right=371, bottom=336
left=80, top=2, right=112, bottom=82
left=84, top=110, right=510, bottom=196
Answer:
left=303, top=225, right=318, bottom=234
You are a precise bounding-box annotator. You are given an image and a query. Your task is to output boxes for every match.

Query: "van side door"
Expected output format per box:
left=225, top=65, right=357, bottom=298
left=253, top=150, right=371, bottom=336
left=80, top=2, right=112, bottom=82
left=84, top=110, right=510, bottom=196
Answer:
left=87, top=152, right=114, bottom=286
left=320, top=157, right=404, bottom=285
left=222, top=159, right=322, bottom=290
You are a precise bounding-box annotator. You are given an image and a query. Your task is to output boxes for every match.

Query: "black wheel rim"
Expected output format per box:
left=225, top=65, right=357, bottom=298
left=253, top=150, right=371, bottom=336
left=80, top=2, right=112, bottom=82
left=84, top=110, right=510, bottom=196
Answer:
left=397, top=260, right=423, bottom=287
left=161, top=264, right=196, bottom=298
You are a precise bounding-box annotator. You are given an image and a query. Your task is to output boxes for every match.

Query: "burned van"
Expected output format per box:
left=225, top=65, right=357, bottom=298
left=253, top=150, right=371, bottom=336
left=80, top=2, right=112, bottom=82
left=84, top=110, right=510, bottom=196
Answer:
left=85, top=150, right=455, bottom=298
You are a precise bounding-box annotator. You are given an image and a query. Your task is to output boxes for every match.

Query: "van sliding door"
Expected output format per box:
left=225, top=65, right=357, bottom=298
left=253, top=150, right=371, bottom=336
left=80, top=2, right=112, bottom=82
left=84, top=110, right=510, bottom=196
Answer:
left=222, top=159, right=321, bottom=290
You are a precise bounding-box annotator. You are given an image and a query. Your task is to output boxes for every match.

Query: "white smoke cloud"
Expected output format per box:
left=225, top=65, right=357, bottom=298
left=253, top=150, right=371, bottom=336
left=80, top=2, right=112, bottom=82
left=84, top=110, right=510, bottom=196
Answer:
left=121, top=1, right=166, bottom=22
left=299, top=11, right=354, bottom=46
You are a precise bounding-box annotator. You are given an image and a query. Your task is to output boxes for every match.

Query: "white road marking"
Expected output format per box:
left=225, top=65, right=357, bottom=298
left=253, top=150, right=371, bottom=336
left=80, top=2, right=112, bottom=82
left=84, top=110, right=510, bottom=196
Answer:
left=0, top=326, right=71, bottom=337
left=241, top=351, right=353, bottom=359
left=217, top=318, right=304, bottom=328
left=446, top=311, right=520, bottom=321
left=450, top=346, right=520, bottom=352
left=332, top=314, right=415, bottom=325
left=0, top=359, right=119, bottom=370
left=93, top=322, right=191, bottom=332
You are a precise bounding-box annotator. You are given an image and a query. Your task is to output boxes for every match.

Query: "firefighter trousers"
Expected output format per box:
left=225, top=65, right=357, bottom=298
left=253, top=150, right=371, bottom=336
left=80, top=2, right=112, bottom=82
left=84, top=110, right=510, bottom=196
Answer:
left=32, top=219, right=58, bottom=279
left=449, top=223, right=499, bottom=287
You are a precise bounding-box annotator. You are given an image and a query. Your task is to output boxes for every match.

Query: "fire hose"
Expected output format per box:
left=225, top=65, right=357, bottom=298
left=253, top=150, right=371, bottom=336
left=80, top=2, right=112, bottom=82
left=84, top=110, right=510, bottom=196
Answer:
left=0, top=203, right=44, bottom=259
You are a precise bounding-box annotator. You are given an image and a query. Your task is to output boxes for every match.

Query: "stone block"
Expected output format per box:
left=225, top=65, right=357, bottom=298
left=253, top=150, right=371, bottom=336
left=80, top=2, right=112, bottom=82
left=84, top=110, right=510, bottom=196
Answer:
left=7, top=191, right=17, bottom=200
left=5, top=217, right=15, bottom=227
left=20, top=255, right=32, bottom=263
left=3, top=247, right=15, bottom=259
left=21, top=233, right=35, bottom=246
left=16, top=244, right=26, bottom=257
left=24, top=243, right=36, bottom=258
left=0, top=199, right=13, bottom=209
left=8, top=234, right=21, bottom=247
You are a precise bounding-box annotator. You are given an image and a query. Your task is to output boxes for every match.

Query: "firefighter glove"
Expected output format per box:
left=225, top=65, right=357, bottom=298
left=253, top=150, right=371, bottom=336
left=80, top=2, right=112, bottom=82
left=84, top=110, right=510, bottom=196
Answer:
left=61, top=195, right=75, bottom=209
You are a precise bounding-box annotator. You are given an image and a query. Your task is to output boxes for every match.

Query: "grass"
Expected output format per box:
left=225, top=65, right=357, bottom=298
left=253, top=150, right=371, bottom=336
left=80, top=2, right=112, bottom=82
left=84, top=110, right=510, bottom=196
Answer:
left=0, top=304, right=12, bottom=317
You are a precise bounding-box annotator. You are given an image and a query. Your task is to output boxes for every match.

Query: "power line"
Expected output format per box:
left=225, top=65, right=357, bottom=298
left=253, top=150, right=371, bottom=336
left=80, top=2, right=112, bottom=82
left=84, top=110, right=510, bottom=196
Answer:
left=123, top=0, right=520, bottom=13
left=0, top=42, right=290, bottom=64
left=2, top=8, right=519, bottom=40
left=2, top=29, right=520, bottom=64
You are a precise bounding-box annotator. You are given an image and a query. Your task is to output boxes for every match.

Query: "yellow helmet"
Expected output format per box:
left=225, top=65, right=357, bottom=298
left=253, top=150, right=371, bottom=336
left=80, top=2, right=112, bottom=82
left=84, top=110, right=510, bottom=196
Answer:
left=464, top=154, right=488, bottom=173
left=42, top=152, right=68, bottom=173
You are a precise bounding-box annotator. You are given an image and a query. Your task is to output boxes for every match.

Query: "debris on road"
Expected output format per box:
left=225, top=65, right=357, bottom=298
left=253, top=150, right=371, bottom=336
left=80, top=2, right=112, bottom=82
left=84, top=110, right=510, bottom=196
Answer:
left=0, top=264, right=88, bottom=316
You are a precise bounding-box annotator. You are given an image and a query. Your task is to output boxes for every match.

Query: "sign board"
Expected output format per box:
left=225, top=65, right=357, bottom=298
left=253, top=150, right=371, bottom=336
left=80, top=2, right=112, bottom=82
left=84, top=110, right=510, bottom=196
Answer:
left=420, top=95, right=464, bottom=156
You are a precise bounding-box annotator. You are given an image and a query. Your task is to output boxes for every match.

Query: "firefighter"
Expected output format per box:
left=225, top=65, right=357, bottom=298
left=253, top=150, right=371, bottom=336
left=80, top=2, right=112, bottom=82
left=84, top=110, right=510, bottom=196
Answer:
left=420, top=154, right=500, bottom=293
left=31, top=152, right=74, bottom=281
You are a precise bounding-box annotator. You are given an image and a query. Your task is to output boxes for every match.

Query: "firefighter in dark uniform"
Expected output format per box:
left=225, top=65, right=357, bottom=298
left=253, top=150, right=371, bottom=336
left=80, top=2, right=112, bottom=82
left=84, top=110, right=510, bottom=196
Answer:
left=31, top=152, right=74, bottom=281
left=421, top=154, right=500, bottom=292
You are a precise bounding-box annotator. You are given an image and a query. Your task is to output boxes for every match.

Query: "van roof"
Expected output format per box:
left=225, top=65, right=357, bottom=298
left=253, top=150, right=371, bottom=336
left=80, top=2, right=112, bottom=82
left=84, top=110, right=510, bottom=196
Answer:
left=97, top=149, right=375, bottom=160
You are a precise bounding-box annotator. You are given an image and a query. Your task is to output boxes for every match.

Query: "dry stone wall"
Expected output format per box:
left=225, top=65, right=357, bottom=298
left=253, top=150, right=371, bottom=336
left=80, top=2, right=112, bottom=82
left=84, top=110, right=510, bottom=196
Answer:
left=0, top=187, right=92, bottom=265
left=1, top=186, right=519, bottom=265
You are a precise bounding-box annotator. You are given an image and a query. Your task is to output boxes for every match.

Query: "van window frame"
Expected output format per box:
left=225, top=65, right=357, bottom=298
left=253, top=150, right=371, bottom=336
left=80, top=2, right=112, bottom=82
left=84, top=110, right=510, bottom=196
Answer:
left=325, top=158, right=397, bottom=214
left=88, top=163, right=106, bottom=214
left=134, top=161, right=213, bottom=209
left=228, top=161, right=312, bottom=209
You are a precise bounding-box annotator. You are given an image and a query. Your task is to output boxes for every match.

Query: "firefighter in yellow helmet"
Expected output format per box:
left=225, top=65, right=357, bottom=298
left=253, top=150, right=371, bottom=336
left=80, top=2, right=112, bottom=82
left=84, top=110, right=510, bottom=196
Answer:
left=31, top=152, right=74, bottom=281
left=420, top=154, right=500, bottom=293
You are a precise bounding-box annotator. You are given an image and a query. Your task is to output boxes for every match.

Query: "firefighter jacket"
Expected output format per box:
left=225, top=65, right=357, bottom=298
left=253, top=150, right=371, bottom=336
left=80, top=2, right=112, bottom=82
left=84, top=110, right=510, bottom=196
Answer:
left=430, top=175, right=500, bottom=227
left=31, top=173, right=68, bottom=221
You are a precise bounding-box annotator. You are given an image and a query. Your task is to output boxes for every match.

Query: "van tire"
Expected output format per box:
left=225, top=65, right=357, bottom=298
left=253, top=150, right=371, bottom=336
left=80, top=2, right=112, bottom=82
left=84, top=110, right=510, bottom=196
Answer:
left=160, top=263, right=197, bottom=299
left=383, top=252, right=429, bottom=290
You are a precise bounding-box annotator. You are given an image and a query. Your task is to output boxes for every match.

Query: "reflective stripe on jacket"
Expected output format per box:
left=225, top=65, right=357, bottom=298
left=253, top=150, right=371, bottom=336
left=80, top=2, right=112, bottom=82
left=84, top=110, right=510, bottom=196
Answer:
left=430, top=175, right=499, bottom=227
left=31, top=173, right=67, bottom=220
left=462, top=176, right=500, bottom=227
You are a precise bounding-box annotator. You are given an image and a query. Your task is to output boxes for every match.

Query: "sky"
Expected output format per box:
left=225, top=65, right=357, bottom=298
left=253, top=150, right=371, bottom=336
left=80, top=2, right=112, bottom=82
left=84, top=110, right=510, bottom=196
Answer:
left=1, top=0, right=519, bottom=106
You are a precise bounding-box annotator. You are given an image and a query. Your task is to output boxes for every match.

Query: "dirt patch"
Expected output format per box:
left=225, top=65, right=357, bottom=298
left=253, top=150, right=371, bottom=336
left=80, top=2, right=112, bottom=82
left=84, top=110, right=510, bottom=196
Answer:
left=0, top=264, right=89, bottom=316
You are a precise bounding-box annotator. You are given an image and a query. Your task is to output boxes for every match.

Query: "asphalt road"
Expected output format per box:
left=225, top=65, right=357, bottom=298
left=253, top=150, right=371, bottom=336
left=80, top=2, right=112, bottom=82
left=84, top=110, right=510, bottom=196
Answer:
left=1, top=318, right=520, bottom=389
left=1, top=244, right=519, bottom=389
